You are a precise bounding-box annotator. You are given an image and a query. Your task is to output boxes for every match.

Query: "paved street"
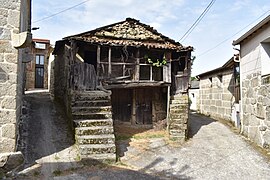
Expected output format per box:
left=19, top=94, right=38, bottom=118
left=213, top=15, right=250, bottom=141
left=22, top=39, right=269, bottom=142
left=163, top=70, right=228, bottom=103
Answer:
left=16, top=91, right=270, bottom=179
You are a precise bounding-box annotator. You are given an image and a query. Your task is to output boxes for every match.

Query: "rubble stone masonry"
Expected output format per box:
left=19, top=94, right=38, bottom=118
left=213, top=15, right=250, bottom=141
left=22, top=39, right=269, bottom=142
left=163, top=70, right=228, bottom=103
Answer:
left=241, top=72, right=270, bottom=149
left=0, top=0, right=22, bottom=154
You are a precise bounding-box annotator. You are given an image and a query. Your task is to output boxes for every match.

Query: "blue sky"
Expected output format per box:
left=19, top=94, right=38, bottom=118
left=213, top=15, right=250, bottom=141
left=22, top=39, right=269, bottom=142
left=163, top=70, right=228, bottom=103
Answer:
left=32, top=0, right=270, bottom=76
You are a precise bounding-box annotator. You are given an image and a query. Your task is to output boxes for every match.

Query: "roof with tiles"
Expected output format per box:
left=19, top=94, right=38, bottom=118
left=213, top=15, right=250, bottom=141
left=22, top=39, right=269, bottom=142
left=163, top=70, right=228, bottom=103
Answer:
left=63, top=18, right=193, bottom=51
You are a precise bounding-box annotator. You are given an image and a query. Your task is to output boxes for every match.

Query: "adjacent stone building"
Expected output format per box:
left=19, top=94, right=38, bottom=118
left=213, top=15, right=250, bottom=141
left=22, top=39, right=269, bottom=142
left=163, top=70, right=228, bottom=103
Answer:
left=0, top=0, right=32, bottom=171
left=25, top=39, right=51, bottom=90
left=197, top=58, right=240, bottom=125
left=233, top=14, right=270, bottom=149
left=188, top=80, right=199, bottom=111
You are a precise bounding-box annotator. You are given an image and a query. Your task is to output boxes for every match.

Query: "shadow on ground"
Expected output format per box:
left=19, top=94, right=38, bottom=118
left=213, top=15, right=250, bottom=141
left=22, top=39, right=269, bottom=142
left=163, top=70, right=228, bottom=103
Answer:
left=188, top=113, right=216, bottom=138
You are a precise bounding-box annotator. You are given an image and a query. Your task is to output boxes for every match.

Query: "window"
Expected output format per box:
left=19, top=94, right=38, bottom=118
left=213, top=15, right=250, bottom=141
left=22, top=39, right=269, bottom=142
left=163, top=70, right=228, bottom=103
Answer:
left=36, top=55, right=45, bottom=65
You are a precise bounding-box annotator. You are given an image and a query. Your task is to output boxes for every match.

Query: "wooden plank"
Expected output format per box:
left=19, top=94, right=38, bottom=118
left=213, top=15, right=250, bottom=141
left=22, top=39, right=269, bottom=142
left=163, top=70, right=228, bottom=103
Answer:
left=97, top=45, right=101, bottom=77
left=100, top=62, right=136, bottom=65
left=108, top=47, right=112, bottom=77
left=134, top=49, right=140, bottom=81
left=131, top=89, right=136, bottom=125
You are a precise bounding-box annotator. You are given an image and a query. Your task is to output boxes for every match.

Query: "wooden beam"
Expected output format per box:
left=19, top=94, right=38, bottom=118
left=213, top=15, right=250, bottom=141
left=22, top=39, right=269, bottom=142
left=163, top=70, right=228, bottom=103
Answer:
left=97, top=45, right=101, bottom=76
left=134, top=49, right=140, bottom=81
left=108, top=47, right=112, bottom=77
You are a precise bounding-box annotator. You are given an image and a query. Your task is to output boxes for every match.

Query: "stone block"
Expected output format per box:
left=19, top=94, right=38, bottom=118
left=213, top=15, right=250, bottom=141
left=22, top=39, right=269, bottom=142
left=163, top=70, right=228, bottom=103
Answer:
left=7, top=10, right=20, bottom=28
left=8, top=73, right=17, bottom=84
left=266, top=106, right=270, bottom=121
left=1, top=123, right=15, bottom=139
left=251, top=78, right=259, bottom=87
left=0, top=83, right=16, bottom=96
left=0, top=138, right=15, bottom=153
left=256, top=103, right=265, bottom=119
left=0, top=110, right=16, bottom=124
left=249, top=114, right=260, bottom=126
left=0, top=152, right=24, bottom=172
left=0, top=72, right=7, bottom=83
left=4, top=53, right=17, bottom=63
left=263, top=130, right=270, bottom=148
left=0, top=0, right=20, bottom=10
left=0, top=62, right=17, bottom=74
left=1, top=96, right=16, bottom=109
left=248, top=127, right=262, bottom=146
left=263, top=97, right=270, bottom=106
left=0, top=54, right=3, bottom=62
left=0, top=41, right=14, bottom=53
left=259, top=86, right=268, bottom=97
left=0, top=28, right=11, bottom=40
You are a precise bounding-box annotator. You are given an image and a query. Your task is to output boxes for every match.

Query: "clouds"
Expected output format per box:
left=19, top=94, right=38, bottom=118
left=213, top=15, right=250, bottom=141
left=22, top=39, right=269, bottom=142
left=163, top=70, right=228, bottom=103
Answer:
left=32, top=0, right=270, bottom=75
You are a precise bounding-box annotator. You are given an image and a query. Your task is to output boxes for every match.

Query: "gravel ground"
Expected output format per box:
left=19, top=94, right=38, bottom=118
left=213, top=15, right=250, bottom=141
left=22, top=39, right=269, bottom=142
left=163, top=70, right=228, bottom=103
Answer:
left=14, top=91, right=270, bottom=180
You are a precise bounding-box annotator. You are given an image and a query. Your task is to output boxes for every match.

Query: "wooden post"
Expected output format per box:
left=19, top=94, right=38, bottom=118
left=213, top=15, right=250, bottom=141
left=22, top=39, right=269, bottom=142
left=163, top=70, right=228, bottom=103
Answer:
left=166, top=85, right=170, bottom=122
left=131, top=89, right=136, bottom=125
left=97, top=45, right=101, bottom=77
left=150, top=65, right=153, bottom=81
left=134, top=49, right=140, bottom=81
left=108, top=47, right=112, bottom=77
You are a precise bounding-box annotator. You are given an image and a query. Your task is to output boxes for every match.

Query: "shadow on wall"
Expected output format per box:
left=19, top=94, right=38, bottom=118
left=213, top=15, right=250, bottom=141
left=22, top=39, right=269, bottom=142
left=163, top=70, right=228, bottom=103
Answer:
left=188, top=113, right=216, bottom=138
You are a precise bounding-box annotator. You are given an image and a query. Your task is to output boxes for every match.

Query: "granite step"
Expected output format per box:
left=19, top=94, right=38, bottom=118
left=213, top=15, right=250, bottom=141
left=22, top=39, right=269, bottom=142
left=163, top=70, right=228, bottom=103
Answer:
left=74, top=119, right=113, bottom=127
left=79, top=144, right=116, bottom=155
left=76, top=134, right=115, bottom=145
left=72, top=106, right=111, bottom=114
left=72, top=112, right=112, bottom=120
left=72, top=100, right=111, bottom=107
left=80, top=153, right=116, bottom=161
left=75, top=126, right=114, bottom=136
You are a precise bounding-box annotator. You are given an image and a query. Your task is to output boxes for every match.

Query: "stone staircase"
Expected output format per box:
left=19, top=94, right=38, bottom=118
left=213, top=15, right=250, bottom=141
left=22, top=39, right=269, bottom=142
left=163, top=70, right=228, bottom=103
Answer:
left=72, top=91, right=116, bottom=162
left=169, top=94, right=189, bottom=143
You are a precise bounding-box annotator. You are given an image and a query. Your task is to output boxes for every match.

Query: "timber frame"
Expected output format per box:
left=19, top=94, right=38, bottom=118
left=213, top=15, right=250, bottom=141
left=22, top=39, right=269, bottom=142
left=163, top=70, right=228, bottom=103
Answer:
left=53, top=17, right=193, bottom=131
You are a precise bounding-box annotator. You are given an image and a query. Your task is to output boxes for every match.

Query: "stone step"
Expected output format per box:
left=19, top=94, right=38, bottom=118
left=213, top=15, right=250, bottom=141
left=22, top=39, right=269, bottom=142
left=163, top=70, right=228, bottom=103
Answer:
left=79, top=144, right=116, bottom=155
left=80, top=153, right=116, bottom=161
left=74, top=119, right=113, bottom=127
left=170, top=104, right=189, bottom=109
left=72, top=112, right=112, bottom=120
left=72, top=106, right=111, bottom=114
left=169, top=108, right=188, bottom=114
left=73, top=91, right=111, bottom=101
left=75, top=126, right=114, bottom=136
left=170, top=100, right=187, bottom=104
left=76, top=134, right=115, bottom=145
left=170, top=95, right=188, bottom=101
left=72, top=100, right=111, bottom=107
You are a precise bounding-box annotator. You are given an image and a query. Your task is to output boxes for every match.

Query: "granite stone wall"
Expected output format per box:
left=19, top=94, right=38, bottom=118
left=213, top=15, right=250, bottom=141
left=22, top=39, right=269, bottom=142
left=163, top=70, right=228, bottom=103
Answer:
left=199, top=69, right=235, bottom=122
left=241, top=72, right=270, bottom=149
left=0, top=0, right=21, bottom=153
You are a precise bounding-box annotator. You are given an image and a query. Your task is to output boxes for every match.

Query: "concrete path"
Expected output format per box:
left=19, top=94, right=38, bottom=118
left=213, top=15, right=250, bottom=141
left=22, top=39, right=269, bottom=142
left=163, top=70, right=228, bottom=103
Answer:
left=16, top=91, right=81, bottom=179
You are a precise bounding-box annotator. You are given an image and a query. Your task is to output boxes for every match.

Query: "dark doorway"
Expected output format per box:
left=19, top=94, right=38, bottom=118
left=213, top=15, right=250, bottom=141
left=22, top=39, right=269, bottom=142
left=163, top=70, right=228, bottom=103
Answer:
left=35, top=55, right=44, bottom=88
left=84, top=51, right=97, bottom=70
left=112, top=89, right=132, bottom=122
left=135, top=88, right=152, bottom=124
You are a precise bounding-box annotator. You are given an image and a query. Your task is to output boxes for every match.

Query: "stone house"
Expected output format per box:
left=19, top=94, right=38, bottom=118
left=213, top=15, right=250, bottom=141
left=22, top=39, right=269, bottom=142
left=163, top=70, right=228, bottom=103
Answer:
left=0, top=0, right=32, bottom=171
left=233, top=14, right=270, bottom=149
left=52, top=18, right=193, bottom=161
left=25, top=38, right=51, bottom=90
left=197, top=57, right=240, bottom=126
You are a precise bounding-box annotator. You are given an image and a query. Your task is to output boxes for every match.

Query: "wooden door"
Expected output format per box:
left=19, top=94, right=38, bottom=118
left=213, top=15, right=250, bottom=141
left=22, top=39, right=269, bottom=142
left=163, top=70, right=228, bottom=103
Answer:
left=35, top=55, right=45, bottom=88
left=112, top=89, right=132, bottom=122
left=136, top=88, right=152, bottom=124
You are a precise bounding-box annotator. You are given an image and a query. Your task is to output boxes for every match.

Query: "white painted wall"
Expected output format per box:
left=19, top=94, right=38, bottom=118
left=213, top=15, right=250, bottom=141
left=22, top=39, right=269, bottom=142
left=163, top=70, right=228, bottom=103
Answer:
left=240, top=23, right=270, bottom=79
left=189, top=89, right=199, bottom=111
